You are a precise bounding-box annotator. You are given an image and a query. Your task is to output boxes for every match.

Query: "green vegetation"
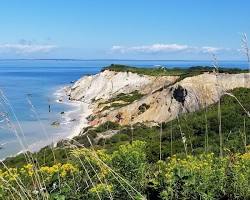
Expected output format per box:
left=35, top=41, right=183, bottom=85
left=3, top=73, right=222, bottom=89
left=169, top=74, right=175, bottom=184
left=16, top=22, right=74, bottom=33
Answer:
left=98, top=90, right=143, bottom=112
left=103, top=64, right=247, bottom=78
left=5, top=87, right=250, bottom=165
left=71, top=88, right=250, bottom=162
left=154, top=152, right=250, bottom=199
left=1, top=141, right=250, bottom=199
left=105, top=90, right=143, bottom=104
left=97, top=64, right=247, bottom=113
left=103, top=64, right=185, bottom=76
left=2, top=88, right=250, bottom=199
left=100, top=90, right=144, bottom=111
left=101, top=102, right=125, bottom=111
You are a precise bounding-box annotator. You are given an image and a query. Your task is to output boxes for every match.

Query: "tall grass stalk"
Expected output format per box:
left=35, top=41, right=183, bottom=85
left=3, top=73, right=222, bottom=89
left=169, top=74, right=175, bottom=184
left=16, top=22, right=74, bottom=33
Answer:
left=0, top=94, right=29, bottom=162
left=170, top=121, right=173, bottom=156
left=75, top=152, right=102, bottom=200
left=86, top=135, right=114, bottom=200
left=26, top=96, right=61, bottom=193
left=130, top=124, right=134, bottom=144
left=71, top=142, right=131, bottom=199
left=224, top=92, right=250, bottom=117
left=241, top=33, right=250, bottom=68
left=70, top=142, right=103, bottom=200
left=212, top=54, right=223, bottom=157
left=243, top=118, right=247, bottom=152
left=70, top=139, right=144, bottom=199
left=204, top=104, right=209, bottom=153
left=0, top=177, right=26, bottom=200
left=177, top=115, right=188, bottom=156
left=159, top=122, right=162, bottom=160
left=0, top=161, right=32, bottom=199
left=0, top=91, right=48, bottom=199
left=62, top=145, right=79, bottom=193
left=241, top=33, right=250, bottom=152
left=183, top=115, right=194, bottom=154
left=218, top=98, right=222, bottom=157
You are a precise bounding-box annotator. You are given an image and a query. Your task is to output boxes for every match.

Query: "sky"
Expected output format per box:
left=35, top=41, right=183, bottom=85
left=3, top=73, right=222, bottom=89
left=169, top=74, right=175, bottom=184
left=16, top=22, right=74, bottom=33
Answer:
left=0, top=0, right=250, bottom=60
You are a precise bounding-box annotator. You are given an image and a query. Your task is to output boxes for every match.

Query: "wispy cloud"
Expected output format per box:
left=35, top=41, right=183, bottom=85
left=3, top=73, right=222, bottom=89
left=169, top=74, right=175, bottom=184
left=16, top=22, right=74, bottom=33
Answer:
left=112, top=44, right=190, bottom=53
left=0, top=40, right=57, bottom=54
left=201, top=46, right=227, bottom=53
left=111, top=44, right=190, bottom=53
left=111, top=43, right=228, bottom=54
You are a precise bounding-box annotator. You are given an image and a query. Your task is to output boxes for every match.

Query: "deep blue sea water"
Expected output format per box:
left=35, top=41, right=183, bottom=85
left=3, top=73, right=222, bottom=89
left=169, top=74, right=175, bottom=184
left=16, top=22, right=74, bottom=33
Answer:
left=0, top=60, right=248, bottom=159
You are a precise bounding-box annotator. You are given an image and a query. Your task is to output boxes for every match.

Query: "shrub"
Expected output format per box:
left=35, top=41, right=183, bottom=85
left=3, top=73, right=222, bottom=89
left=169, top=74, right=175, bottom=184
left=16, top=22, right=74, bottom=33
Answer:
left=147, top=153, right=250, bottom=200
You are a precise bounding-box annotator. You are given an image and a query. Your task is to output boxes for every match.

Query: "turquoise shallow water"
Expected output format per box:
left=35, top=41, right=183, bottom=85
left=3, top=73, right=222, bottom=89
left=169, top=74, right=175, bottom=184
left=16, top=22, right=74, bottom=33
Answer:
left=0, top=60, right=248, bottom=159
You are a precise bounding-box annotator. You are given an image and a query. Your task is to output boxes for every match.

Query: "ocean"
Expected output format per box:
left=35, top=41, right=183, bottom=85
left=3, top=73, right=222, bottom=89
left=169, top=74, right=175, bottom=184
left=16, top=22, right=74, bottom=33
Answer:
left=0, top=59, right=249, bottom=159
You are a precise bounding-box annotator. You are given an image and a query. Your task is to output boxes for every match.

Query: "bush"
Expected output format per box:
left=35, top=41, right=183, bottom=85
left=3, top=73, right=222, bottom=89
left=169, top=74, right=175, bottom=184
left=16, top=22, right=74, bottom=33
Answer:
left=1, top=143, right=250, bottom=199
left=148, top=153, right=250, bottom=199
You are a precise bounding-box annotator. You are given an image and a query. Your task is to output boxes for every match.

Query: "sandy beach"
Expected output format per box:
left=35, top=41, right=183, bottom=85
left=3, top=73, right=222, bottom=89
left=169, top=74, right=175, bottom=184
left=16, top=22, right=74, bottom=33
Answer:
left=54, top=86, right=92, bottom=140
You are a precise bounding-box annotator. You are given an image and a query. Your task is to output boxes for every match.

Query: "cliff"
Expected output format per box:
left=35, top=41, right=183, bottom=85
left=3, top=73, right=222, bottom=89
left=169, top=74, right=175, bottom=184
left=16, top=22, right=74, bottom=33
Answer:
left=67, top=67, right=250, bottom=127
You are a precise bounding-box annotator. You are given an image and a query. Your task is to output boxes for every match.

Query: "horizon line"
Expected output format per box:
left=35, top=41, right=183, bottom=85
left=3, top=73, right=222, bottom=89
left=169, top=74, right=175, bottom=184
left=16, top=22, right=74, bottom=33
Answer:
left=0, top=58, right=248, bottom=62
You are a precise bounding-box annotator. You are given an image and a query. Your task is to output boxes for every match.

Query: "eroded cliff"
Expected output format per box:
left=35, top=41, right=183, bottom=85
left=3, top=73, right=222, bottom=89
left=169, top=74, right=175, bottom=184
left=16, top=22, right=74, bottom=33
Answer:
left=67, top=67, right=250, bottom=127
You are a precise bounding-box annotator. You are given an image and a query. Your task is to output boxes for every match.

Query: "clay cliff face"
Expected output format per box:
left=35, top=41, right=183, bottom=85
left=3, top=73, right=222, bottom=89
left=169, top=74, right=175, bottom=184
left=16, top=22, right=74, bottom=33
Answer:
left=68, top=70, right=250, bottom=127
left=68, top=70, right=179, bottom=102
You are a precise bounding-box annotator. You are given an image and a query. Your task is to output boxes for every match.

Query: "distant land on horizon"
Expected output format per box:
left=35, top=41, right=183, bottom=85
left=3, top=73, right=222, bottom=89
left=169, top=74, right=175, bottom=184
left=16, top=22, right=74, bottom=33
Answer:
left=0, top=58, right=248, bottom=62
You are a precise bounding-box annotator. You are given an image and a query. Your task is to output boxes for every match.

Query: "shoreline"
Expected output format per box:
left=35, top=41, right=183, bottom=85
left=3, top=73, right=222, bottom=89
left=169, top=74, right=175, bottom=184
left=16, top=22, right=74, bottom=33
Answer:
left=1, top=85, right=92, bottom=161
left=54, top=85, right=92, bottom=140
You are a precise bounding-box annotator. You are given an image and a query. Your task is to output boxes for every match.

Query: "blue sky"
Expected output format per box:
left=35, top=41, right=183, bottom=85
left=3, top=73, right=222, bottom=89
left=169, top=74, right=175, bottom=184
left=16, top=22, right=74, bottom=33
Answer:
left=0, top=0, right=250, bottom=60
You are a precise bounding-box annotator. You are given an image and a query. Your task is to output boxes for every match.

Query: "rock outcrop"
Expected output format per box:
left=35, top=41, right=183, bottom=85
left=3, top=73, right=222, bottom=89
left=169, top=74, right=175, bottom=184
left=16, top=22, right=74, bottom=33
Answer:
left=68, top=69, right=250, bottom=127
